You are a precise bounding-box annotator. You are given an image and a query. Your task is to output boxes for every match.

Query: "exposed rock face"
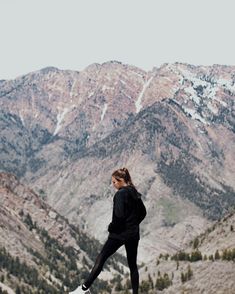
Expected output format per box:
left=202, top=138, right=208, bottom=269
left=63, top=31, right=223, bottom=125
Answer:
left=0, top=172, right=125, bottom=293
left=138, top=210, right=235, bottom=294
left=0, top=172, right=78, bottom=255
left=0, top=61, right=235, bottom=264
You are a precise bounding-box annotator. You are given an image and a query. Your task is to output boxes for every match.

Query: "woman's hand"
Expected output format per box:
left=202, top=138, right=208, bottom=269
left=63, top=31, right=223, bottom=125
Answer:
left=108, top=220, right=125, bottom=234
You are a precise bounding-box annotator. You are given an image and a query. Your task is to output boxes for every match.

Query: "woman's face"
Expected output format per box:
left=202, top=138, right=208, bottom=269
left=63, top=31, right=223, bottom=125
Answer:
left=112, top=176, right=127, bottom=190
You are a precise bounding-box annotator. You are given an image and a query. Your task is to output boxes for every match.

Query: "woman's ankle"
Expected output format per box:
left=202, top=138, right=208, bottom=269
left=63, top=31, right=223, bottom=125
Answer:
left=82, top=284, right=88, bottom=290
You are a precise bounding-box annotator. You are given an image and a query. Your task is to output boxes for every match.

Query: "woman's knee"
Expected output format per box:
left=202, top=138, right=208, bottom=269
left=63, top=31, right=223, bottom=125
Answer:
left=127, top=259, right=138, bottom=271
left=129, top=264, right=138, bottom=272
left=94, top=252, right=106, bottom=267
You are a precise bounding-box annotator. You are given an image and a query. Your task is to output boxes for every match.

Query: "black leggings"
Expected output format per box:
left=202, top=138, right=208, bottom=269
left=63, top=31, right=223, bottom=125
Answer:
left=83, top=236, right=139, bottom=294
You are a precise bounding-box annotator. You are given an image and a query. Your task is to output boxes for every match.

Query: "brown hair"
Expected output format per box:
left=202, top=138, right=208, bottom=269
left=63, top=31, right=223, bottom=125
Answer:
left=112, top=167, right=136, bottom=189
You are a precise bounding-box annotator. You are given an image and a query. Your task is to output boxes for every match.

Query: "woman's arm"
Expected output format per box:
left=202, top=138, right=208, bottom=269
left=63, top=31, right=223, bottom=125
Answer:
left=108, top=190, right=126, bottom=233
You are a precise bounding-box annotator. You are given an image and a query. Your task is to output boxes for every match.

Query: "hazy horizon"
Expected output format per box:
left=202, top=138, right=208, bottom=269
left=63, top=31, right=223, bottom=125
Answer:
left=1, top=0, right=235, bottom=80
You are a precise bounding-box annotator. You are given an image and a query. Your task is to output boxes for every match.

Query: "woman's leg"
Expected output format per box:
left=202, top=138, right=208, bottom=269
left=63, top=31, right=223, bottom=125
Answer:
left=124, top=237, right=139, bottom=294
left=83, top=237, right=124, bottom=289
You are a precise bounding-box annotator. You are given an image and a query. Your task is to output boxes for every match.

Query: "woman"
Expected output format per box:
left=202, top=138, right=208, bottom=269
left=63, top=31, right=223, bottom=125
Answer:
left=70, top=167, right=147, bottom=294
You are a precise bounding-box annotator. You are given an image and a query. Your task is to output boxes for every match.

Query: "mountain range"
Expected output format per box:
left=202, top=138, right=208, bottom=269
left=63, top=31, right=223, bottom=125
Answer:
left=0, top=61, right=235, bottom=293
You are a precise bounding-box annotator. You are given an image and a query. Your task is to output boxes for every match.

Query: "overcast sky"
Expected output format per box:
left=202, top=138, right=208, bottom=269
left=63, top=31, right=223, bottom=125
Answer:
left=0, top=0, right=234, bottom=80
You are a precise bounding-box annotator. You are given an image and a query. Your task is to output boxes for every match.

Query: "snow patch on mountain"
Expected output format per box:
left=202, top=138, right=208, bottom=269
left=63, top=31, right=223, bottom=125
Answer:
left=207, top=102, right=219, bottom=114
left=205, top=86, right=217, bottom=100
left=217, top=78, right=235, bottom=94
left=69, top=80, right=77, bottom=99
left=182, top=106, right=208, bottom=125
left=124, top=93, right=132, bottom=100
left=184, top=86, right=201, bottom=105
left=88, top=91, right=94, bottom=98
left=53, top=106, right=75, bottom=135
left=130, top=70, right=144, bottom=79
left=120, top=79, right=127, bottom=85
left=173, top=66, right=231, bottom=120
left=101, top=103, right=108, bottom=121
left=102, top=85, right=112, bottom=91
left=214, top=97, right=227, bottom=107
left=135, top=76, right=154, bottom=113
left=19, top=112, right=25, bottom=127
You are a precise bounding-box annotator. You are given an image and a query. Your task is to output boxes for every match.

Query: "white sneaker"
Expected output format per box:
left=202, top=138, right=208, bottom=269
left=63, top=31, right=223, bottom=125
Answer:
left=69, top=285, right=91, bottom=294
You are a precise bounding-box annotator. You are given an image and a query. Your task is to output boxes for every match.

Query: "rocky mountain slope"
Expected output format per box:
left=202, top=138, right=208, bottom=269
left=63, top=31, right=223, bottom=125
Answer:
left=1, top=171, right=234, bottom=293
left=0, top=172, right=128, bottom=294
left=136, top=209, right=235, bottom=294
left=0, top=61, right=235, bottom=264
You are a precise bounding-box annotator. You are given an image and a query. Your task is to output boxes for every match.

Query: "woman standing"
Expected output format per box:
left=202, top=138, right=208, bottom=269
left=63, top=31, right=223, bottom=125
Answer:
left=70, top=167, right=147, bottom=294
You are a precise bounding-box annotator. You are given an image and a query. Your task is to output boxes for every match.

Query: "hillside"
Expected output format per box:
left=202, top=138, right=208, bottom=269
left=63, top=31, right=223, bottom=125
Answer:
left=0, top=172, right=128, bottom=294
left=135, top=209, right=235, bottom=294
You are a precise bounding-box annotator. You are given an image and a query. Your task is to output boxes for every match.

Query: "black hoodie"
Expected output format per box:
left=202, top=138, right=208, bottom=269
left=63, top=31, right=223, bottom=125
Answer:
left=108, top=185, right=147, bottom=241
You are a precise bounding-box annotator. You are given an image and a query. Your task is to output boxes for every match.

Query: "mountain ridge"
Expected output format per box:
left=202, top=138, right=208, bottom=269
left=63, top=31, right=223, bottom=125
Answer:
left=0, top=61, right=234, bottom=266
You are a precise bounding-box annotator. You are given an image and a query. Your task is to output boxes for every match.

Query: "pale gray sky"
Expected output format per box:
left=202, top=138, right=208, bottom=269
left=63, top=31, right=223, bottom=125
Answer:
left=0, top=0, right=234, bottom=80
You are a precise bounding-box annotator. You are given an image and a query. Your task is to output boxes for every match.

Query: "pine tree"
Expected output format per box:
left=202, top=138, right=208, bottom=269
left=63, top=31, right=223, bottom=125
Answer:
left=140, top=280, right=150, bottom=292
left=15, top=286, right=21, bottom=294
left=215, top=250, right=220, bottom=260
left=155, top=272, right=172, bottom=290
left=148, top=273, right=154, bottom=289
left=209, top=254, right=214, bottom=261
left=232, top=248, right=235, bottom=260
left=156, top=275, right=165, bottom=290
left=163, top=273, right=172, bottom=287
left=187, top=264, right=193, bottom=280
left=190, top=250, right=202, bottom=262
left=115, top=280, right=123, bottom=291
left=222, top=249, right=228, bottom=260
left=176, top=260, right=179, bottom=270
left=180, top=265, right=193, bottom=284
left=227, top=249, right=233, bottom=261
left=193, top=237, right=199, bottom=249
left=181, top=272, right=186, bottom=283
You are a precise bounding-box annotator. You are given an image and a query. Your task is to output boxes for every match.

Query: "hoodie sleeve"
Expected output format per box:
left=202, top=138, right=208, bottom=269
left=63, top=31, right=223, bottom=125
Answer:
left=114, top=190, right=126, bottom=218
left=108, top=190, right=126, bottom=234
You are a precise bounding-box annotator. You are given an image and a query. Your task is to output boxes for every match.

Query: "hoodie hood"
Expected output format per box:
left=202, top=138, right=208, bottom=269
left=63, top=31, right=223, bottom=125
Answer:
left=120, top=185, right=142, bottom=200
